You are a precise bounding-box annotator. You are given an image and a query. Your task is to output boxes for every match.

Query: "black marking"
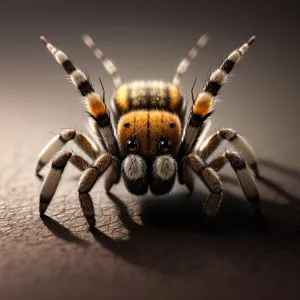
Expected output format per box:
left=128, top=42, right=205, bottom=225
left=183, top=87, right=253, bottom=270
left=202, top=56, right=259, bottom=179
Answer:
left=204, top=81, right=221, bottom=96
left=226, top=152, right=246, bottom=170
left=98, top=77, right=106, bottom=103
left=124, top=122, right=130, bottom=128
left=189, top=110, right=214, bottom=127
left=146, top=87, right=151, bottom=109
left=164, top=87, right=171, bottom=110
left=62, top=60, right=76, bottom=74
left=59, top=134, right=68, bottom=143
left=147, top=111, right=150, bottom=152
left=88, top=112, right=111, bottom=127
left=219, top=129, right=237, bottom=141
left=191, top=77, right=197, bottom=103
left=78, top=81, right=95, bottom=97
left=221, top=59, right=235, bottom=74
left=127, top=87, right=133, bottom=110
left=238, top=49, right=243, bottom=56
left=124, top=177, right=149, bottom=195
left=169, top=122, right=175, bottom=128
left=52, top=152, right=72, bottom=169
left=150, top=174, right=176, bottom=195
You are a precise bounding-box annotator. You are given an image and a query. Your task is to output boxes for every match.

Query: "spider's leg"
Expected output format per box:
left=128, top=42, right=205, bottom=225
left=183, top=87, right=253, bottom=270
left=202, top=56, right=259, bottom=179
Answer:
left=78, top=154, right=113, bottom=227
left=192, top=119, right=212, bottom=151
left=86, top=118, right=108, bottom=153
left=208, top=151, right=260, bottom=214
left=180, top=36, right=255, bottom=157
left=40, top=36, right=119, bottom=157
left=172, top=34, right=209, bottom=88
left=198, top=128, right=259, bottom=178
left=82, top=35, right=122, bottom=88
left=178, top=158, right=195, bottom=193
left=36, top=129, right=99, bottom=177
left=179, top=120, right=212, bottom=191
left=39, top=151, right=91, bottom=215
left=184, top=153, right=223, bottom=217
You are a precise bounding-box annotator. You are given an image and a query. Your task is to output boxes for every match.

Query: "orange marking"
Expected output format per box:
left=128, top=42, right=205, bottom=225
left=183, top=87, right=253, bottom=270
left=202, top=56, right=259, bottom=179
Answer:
left=86, top=92, right=106, bottom=117
left=115, top=85, right=129, bottom=112
left=169, top=86, right=183, bottom=111
left=193, top=92, right=213, bottom=117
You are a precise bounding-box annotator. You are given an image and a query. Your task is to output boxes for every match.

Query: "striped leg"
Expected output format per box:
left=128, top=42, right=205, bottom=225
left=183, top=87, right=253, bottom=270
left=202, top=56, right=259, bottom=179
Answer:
left=172, top=34, right=209, bottom=88
left=180, top=36, right=256, bottom=156
left=78, top=154, right=113, bottom=227
left=39, top=151, right=91, bottom=216
left=185, top=153, right=223, bottom=217
left=86, top=118, right=109, bottom=153
left=208, top=151, right=260, bottom=214
left=36, top=129, right=99, bottom=176
left=82, top=35, right=122, bottom=88
left=198, top=128, right=259, bottom=178
left=40, top=36, right=119, bottom=156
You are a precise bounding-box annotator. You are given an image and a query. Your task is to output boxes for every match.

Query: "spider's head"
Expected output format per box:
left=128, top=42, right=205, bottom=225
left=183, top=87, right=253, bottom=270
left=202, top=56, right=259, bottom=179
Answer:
left=117, top=109, right=182, bottom=196
left=117, top=110, right=181, bottom=159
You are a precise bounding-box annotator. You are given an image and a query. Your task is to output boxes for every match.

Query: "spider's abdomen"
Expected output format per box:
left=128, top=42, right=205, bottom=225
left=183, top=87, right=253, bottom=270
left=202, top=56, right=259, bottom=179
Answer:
left=113, top=80, right=185, bottom=116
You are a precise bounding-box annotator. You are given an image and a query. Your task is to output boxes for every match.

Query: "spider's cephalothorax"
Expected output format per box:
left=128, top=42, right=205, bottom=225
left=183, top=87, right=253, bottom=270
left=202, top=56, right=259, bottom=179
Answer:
left=37, top=34, right=261, bottom=227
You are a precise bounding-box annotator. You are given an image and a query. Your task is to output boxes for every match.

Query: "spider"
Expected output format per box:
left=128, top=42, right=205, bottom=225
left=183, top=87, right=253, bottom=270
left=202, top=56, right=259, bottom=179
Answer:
left=36, top=33, right=260, bottom=227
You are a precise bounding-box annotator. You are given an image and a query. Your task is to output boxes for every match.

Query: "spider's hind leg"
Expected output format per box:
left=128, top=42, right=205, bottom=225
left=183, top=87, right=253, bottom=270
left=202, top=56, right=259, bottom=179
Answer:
left=209, top=150, right=261, bottom=214
left=198, top=128, right=260, bottom=178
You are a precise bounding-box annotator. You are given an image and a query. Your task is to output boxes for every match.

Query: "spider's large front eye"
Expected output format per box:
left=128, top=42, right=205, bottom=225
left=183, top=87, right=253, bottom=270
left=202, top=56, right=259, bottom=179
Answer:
left=158, top=139, right=172, bottom=154
left=126, top=139, right=139, bottom=154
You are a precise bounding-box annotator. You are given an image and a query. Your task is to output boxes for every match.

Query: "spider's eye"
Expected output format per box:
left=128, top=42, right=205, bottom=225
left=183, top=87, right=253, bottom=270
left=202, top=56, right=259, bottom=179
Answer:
left=158, top=139, right=172, bottom=154
left=126, top=139, right=139, bottom=153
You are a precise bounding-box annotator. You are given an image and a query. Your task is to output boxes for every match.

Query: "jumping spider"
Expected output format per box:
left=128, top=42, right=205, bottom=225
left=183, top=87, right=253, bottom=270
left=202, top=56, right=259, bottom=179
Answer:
left=36, top=34, right=260, bottom=227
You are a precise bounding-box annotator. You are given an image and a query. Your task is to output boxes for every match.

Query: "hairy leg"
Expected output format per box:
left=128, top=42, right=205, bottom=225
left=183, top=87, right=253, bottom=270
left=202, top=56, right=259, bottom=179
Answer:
left=78, top=154, right=113, bottom=227
left=39, top=151, right=91, bottom=215
left=184, top=153, right=223, bottom=217
left=209, top=150, right=260, bottom=214
left=36, top=129, right=99, bottom=176
left=198, top=128, right=259, bottom=177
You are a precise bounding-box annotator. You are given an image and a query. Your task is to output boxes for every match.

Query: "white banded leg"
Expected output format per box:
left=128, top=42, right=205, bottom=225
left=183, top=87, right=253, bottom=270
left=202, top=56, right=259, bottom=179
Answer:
left=172, top=34, right=209, bottom=88
left=185, top=153, right=223, bottom=217
left=40, top=36, right=119, bottom=156
left=198, top=128, right=259, bottom=178
left=39, top=151, right=91, bottom=216
left=78, top=153, right=113, bottom=227
left=209, top=150, right=260, bottom=214
left=36, top=129, right=99, bottom=176
left=180, top=36, right=255, bottom=156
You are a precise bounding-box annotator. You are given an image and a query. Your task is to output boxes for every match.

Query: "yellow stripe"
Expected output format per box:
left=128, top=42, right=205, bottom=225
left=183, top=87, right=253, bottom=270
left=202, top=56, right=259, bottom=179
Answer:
left=86, top=92, right=106, bottom=117
left=169, top=86, right=182, bottom=111
left=192, top=92, right=213, bottom=117
left=115, top=85, right=129, bottom=111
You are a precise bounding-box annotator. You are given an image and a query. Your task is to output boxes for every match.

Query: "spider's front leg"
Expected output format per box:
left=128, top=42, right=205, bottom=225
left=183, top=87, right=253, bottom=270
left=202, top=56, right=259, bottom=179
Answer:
left=78, top=153, right=116, bottom=227
left=183, top=153, right=223, bottom=217
left=39, top=151, right=91, bottom=215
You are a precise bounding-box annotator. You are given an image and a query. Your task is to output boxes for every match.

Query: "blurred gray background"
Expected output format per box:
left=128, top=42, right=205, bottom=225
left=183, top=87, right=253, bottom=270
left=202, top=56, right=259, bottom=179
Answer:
left=0, top=0, right=300, bottom=299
